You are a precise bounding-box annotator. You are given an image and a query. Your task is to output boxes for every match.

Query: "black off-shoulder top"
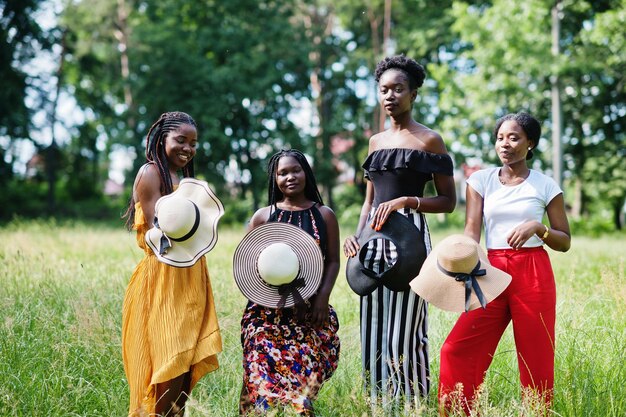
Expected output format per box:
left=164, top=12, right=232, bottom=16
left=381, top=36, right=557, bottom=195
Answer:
left=362, top=148, right=454, bottom=206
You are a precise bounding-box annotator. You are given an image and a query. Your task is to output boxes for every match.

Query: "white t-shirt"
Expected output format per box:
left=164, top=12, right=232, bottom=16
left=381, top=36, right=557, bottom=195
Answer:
left=466, top=167, right=563, bottom=249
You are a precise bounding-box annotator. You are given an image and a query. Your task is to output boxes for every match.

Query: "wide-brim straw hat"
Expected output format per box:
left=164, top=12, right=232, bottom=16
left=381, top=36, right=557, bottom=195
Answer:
left=346, top=211, right=426, bottom=296
left=233, top=222, right=324, bottom=308
left=145, top=178, right=224, bottom=267
left=410, top=234, right=512, bottom=312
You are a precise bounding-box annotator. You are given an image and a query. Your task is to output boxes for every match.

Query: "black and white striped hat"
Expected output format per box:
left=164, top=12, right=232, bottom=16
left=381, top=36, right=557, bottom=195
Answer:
left=233, top=222, right=323, bottom=308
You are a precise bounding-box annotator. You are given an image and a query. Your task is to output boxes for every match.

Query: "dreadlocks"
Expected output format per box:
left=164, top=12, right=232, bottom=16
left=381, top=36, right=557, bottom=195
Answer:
left=123, top=111, right=197, bottom=230
left=266, top=149, right=324, bottom=208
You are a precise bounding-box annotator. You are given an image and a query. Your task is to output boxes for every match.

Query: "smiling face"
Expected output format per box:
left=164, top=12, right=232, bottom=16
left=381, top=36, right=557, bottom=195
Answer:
left=275, top=155, right=306, bottom=198
left=164, top=123, right=198, bottom=170
left=378, top=69, right=417, bottom=117
left=495, top=120, right=534, bottom=166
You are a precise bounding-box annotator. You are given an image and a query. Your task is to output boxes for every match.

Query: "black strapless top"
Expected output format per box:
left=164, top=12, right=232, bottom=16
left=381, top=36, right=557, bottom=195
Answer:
left=268, top=204, right=328, bottom=257
left=362, top=148, right=453, bottom=206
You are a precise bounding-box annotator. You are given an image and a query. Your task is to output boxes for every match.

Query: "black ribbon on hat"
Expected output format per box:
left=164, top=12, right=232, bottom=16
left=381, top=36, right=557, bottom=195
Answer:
left=153, top=202, right=200, bottom=255
left=437, top=261, right=488, bottom=312
left=275, top=277, right=306, bottom=309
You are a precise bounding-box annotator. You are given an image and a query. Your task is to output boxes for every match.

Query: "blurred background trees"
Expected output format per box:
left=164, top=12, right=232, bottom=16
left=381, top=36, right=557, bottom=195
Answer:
left=1, top=0, right=624, bottom=231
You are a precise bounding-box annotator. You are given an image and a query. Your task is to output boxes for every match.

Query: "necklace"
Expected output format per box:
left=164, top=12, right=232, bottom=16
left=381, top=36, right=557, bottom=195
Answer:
left=499, top=169, right=530, bottom=185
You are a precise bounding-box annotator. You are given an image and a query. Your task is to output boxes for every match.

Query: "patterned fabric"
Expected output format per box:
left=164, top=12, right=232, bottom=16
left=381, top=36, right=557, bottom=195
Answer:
left=360, top=209, right=432, bottom=405
left=271, top=204, right=327, bottom=255
left=240, top=303, right=340, bottom=414
left=360, top=147, right=452, bottom=406
left=240, top=205, right=340, bottom=415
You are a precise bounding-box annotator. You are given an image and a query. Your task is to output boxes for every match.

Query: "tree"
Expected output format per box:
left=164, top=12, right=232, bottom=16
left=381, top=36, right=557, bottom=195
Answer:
left=574, top=1, right=626, bottom=228
left=61, top=0, right=313, bottom=213
left=0, top=0, right=57, bottom=219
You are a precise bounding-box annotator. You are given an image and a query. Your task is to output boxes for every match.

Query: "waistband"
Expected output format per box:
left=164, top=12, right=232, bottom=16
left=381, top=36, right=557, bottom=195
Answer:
left=488, top=246, right=546, bottom=256
left=369, top=206, right=421, bottom=215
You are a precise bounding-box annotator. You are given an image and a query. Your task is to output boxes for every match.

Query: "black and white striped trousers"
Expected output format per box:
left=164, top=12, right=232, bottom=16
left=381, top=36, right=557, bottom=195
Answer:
left=360, top=208, right=432, bottom=404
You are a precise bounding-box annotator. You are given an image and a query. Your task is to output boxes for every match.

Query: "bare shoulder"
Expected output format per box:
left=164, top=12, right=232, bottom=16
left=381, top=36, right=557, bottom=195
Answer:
left=317, top=204, right=338, bottom=222
left=368, top=132, right=386, bottom=152
left=317, top=204, right=337, bottom=218
left=248, top=206, right=272, bottom=230
left=417, top=127, right=448, bottom=155
left=133, top=163, right=161, bottom=198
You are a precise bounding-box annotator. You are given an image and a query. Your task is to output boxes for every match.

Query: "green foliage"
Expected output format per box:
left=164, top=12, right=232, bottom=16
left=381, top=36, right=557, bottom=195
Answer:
left=0, top=180, right=49, bottom=220
left=426, top=0, right=626, bottom=229
left=1, top=0, right=625, bottom=231
left=219, top=196, right=254, bottom=227
left=0, top=0, right=51, bottom=141
left=570, top=213, right=622, bottom=237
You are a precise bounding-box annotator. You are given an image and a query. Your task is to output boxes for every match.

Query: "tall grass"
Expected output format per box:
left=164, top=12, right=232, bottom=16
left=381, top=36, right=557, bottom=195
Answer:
left=0, top=219, right=624, bottom=416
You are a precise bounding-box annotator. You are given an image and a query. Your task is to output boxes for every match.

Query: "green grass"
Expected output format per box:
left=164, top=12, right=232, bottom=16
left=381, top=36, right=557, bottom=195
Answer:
left=0, top=219, right=624, bottom=416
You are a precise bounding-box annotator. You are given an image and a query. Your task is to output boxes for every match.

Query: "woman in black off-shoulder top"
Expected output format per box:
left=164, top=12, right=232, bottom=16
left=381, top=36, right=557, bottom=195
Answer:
left=343, top=55, right=456, bottom=408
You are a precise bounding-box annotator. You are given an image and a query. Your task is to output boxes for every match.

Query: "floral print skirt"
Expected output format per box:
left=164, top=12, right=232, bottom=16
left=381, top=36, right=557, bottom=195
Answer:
left=240, top=302, right=340, bottom=415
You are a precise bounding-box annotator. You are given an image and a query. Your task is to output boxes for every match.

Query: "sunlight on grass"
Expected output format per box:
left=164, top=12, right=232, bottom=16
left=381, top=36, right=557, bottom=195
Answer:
left=0, top=220, right=624, bottom=416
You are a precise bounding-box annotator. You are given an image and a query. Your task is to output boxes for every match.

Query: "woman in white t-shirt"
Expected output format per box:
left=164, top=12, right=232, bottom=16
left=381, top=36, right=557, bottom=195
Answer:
left=438, top=112, right=571, bottom=415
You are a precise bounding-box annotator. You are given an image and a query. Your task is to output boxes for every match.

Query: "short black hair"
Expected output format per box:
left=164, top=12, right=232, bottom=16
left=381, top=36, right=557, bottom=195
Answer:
left=374, top=55, right=426, bottom=90
left=494, top=112, right=542, bottom=160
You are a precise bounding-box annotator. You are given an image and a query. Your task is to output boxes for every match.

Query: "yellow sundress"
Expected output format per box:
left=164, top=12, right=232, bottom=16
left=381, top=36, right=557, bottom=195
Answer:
left=122, top=202, right=222, bottom=416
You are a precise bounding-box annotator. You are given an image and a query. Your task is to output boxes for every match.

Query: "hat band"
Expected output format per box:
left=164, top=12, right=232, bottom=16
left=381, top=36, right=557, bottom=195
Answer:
left=437, top=261, right=488, bottom=312
left=168, top=202, right=201, bottom=242
left=154, top=202, right=201, bottom=255
left=269, top=277, right=306, bottom=309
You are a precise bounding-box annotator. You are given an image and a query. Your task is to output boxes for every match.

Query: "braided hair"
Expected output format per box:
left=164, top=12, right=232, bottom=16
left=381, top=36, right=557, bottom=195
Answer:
left=374, top=54, right=426, bottom=91
left=266, top=149, right=324, bottom=208
left=494, top=112, right=541, bottom=160
left=123, top=111, right=197, bottom=230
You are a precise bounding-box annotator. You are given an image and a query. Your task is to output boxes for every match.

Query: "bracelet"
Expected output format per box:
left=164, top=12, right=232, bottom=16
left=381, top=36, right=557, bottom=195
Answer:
left=415, top=196, right=421, bottom=211
left=540, top=224, right=550, bottom=240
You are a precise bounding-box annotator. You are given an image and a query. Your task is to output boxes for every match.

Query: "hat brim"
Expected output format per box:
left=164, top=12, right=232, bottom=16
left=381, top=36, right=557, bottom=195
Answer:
left=410, top=235, right=512, bottom=312
left=233, top=222, right=324, bottom=308
left=145, top=178, right=224, bottom=267
left=346, top=211, right=425, bottom=295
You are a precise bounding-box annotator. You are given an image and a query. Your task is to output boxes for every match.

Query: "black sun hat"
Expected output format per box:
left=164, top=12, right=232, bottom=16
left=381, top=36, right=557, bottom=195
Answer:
left=346, top=211, right=427, bottom=295
left=233, top=222, right=324, bottom=308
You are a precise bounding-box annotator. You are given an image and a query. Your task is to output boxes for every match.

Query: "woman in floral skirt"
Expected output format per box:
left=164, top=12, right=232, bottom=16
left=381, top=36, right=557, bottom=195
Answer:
left=238, top=149, right=340, bottom=416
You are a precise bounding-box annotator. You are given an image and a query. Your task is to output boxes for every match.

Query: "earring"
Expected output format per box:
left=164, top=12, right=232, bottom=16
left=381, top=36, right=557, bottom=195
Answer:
left=528, top=147, right=532, bottom=150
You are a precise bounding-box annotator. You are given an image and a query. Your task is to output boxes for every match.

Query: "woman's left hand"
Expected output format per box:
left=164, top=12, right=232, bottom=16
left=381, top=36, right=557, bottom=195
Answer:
left=371, top=197, right=406, bottom=231
left=309, top=293, right=330, bottom=328
left=507, top=220, right=543, bottom=249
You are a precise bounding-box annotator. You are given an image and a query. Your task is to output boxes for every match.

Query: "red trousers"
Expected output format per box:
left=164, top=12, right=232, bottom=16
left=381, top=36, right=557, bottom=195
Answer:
left=438, top=247, right=556, bottom=414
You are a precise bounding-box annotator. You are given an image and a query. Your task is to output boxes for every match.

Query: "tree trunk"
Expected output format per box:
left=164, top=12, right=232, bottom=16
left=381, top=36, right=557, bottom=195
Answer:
left=571, top=177, right=582, bottom=219
left=47, top=29, right=67, bottom=215
left=614, top=199, right=624, bottom=231
left=115, top=0, right=135, bottom=131
left=551, top=1, right=563, bottom=188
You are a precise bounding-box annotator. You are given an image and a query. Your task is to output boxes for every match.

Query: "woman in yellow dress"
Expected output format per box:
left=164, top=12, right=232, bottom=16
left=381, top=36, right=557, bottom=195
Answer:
left=122, top=111, right=222, bottom=416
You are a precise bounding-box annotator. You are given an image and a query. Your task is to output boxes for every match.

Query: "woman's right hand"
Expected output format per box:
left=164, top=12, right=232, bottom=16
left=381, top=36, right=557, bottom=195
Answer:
left=343, top=235, right=360, bottom=258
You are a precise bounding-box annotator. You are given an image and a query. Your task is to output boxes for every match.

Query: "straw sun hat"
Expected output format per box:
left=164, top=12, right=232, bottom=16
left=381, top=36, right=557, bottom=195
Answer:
left=410, top=234, right=512, bottom=312
left=233, top=222, right=324, bottom=308
left=145, top=178, right=224, bottom=267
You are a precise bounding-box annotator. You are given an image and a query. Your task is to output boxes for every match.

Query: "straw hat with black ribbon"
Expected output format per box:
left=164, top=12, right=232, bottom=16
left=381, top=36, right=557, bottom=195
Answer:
left=145, top=178, right=224, bottom=267
left=410, top=234, right=512, bottom=312
left=233, top=222, right=324, bottom=309
left=346, top=211, right=427, bottom=296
